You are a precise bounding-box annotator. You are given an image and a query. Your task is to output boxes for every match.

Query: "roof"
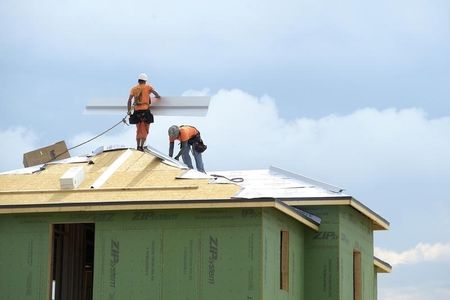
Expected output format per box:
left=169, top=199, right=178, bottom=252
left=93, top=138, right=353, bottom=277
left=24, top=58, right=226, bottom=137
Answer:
left=374, top=257, right=392, bottom=273
left=205, top=167, right=389, bottom=230
left=284, top=198, right=389, bottom=230
left=205, top=166, right=347, bottom=198
left=0, top=145, right=388, bottom=231
left=0, top=146, right=320, bottom=230
left=0, top=147, right=238, bottom=203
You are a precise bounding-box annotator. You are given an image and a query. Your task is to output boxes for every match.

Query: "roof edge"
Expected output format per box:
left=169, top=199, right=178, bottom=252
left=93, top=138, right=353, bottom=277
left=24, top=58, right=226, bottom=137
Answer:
left=273, top=200, right=320, bottom=231
left=283, top=196, right=390, bottom=230
left=350, top=198, right=390, bottom=230
left=374, top=256, right=392, bottom=273
left=0, top=198, right=318, bottom=230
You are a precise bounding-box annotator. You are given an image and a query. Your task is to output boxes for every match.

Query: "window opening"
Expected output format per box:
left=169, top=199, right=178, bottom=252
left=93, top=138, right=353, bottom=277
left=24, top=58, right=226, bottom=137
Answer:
left=353, top=250, right=362, bottom=300
left=280, top=230, right=289, bottom=291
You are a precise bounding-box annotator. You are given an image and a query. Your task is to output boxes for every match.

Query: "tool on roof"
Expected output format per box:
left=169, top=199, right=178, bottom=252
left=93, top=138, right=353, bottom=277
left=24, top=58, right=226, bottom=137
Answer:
left=210, top=174, right=244, bottom=183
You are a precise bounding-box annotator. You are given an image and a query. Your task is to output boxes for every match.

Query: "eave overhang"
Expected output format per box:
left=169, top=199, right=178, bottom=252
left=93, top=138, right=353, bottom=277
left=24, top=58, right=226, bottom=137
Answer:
left=283, top=196, right=390, bottom=230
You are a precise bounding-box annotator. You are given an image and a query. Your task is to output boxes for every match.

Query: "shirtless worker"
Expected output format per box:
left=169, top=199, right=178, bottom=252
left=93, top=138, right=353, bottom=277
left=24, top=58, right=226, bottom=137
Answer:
left=127, top=73, right=160, bottom=151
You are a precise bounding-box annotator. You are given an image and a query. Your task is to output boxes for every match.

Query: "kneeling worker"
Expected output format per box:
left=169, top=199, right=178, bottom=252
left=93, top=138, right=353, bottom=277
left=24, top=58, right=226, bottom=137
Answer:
left=168, top=125, right=205, bottom=173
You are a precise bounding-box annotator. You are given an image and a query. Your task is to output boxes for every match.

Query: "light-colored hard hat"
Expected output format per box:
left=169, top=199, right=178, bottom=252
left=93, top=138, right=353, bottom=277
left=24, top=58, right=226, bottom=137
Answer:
left=168, top=125, right=180, bottom=137
left=138, top=73, right=148, bottom=81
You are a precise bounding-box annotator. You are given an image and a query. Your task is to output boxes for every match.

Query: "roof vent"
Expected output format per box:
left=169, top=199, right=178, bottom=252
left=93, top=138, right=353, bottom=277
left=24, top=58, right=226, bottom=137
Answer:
left=60, top=166, right=85, bottom=189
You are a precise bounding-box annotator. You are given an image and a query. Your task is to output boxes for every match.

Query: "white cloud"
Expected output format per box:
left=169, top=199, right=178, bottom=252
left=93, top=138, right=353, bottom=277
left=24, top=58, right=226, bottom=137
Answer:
left=375, top=243, right=450, bottom=266
left=2, top=89, right=450, bottom=182
left=194, top=90, right=450, bottom=183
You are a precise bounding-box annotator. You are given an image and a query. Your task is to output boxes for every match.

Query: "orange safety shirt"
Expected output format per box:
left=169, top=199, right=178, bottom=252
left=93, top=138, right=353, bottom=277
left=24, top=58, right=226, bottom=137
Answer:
left=169, top=126, right=199, bottom=142
left=130, top=84, right=154, bottom=110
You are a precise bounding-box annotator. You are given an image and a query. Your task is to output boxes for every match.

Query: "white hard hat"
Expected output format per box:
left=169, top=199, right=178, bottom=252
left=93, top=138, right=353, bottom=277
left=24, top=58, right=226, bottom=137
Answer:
left=138, top=73, right=148, bottom=81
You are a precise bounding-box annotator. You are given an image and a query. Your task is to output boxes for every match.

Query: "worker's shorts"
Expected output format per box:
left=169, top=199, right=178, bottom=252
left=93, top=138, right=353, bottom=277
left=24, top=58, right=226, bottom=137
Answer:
left=129, top=109, right=154, bottom=124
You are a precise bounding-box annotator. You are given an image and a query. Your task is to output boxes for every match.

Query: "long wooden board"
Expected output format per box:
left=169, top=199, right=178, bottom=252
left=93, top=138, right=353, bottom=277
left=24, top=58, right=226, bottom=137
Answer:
left=85, top=96, right=210, bottom=116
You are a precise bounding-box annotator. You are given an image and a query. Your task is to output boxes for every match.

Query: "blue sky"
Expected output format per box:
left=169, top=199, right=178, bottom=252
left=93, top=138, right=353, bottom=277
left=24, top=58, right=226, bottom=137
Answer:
left=1, top=1, right=450, bottom=299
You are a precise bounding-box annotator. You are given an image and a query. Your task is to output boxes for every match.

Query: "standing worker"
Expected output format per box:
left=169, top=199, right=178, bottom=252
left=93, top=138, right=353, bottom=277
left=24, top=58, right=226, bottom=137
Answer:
left=168, top=125, right=206, bottom=173
left=127, top=73, right=161, bottom=151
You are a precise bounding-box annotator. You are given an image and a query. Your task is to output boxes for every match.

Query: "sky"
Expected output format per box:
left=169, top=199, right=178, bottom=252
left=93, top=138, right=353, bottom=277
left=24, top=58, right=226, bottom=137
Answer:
left=1, top=0, right=450, bottom=299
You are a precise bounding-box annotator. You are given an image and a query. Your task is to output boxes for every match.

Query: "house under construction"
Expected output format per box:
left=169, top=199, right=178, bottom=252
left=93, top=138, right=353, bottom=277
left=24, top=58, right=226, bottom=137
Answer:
left=0, top=146, right=391, bottom=300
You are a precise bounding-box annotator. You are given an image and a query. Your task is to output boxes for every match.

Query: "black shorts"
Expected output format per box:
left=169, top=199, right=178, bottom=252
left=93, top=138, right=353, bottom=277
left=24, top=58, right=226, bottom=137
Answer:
left=129, top=109, right=154, bottom=124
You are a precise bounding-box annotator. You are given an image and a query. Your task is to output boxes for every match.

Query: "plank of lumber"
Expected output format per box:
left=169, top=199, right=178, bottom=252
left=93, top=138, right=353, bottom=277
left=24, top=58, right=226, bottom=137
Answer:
left=85, top=96, right=210, bottom=116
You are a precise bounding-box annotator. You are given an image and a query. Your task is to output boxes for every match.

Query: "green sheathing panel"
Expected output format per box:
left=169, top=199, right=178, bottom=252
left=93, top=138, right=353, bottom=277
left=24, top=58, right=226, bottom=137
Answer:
left=0, top=208, right=263, bottom=300
left=300, top=205, right=376, bottom=300
left=93, top=209, right=262, bottom=300
left=94, top=225, right=164, bottom=299
left=200, top=226, right=260, bottom=300
left=373, top=269, right=378, bottom=300
left=0, top=209, right=262, bottom=300
left=339, top=206, right=375, bottom=300
left=303, top=206, right=340, bottom=300
left=0, top=215, right=49, bottom=300
left=262, top=208, right=305, bottom=300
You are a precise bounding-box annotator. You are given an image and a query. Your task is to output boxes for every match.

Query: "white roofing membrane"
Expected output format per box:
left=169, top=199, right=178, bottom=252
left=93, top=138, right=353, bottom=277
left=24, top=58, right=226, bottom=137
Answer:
left=207, top=166, right=348, bottom=199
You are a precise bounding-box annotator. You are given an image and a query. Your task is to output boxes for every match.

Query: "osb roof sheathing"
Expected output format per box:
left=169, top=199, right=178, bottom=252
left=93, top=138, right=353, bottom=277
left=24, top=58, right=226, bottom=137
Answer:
left=0, top=149, right=320, bottom=230
left=0, top=149, right=240, bottom=206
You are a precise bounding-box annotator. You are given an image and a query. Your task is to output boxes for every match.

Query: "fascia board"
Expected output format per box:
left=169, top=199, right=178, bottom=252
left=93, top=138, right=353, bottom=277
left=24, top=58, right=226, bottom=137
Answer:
left=273, top=200, right=319, bottom=231
left=284, top=197, right=390, bottom=231
left=374, top=257, right=392, bottom=273
left=349, top=198, right=390, bottom=230
left=0, top=198, right=318, bottom=230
